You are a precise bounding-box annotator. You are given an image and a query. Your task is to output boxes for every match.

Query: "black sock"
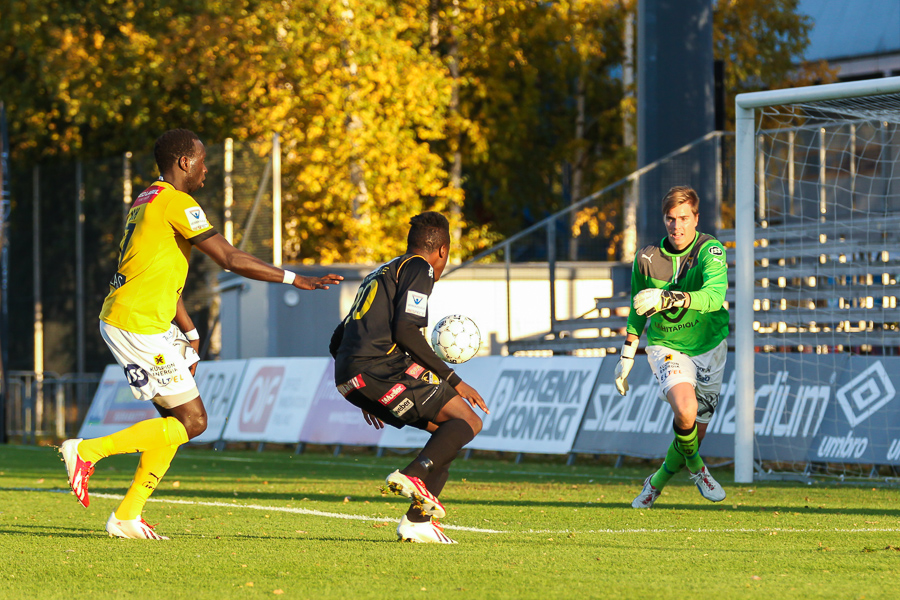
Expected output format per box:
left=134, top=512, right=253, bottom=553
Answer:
left=402, top=419, right=475, bottom=480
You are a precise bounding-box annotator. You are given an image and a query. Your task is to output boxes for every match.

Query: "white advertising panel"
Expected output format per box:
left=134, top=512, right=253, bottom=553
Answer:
left=78, top=364, right=159, bottom=438
left=190, top=360, right=248, bottom=444
left=298, top=360, right=386, bottom=445
left=378, top=356, right=600, bottom=454
left=220, top=357, right=331, bottom=443
left=79, top=362, right=248, bottom=441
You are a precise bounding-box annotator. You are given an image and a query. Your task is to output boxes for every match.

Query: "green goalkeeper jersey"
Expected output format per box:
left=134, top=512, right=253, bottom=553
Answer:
left=626, top=232, right=729, bottom=356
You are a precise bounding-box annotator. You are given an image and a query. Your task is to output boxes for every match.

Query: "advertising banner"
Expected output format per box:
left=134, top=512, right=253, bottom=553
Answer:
left=572, top=353, right=827, bottom=460
left=809, top=355, right=900, bottom=465
left=378, top=356, right=600, bottom=454
left=220, top=357, right=330, bottom=443
left=571, top=357, right=680, bottom=458
left=78, top=364, right=159, bottom=438
left=298, top=360, right=386, bottom=446
left=79, top=362, right=248, bottom=441
left=190, top=360, right=248, bottom=444
left=571, top=352, right=900, bottom=466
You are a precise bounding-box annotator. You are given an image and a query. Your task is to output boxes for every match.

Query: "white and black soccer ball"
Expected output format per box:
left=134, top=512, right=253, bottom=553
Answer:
left=431, top=315, right=481, bottom=364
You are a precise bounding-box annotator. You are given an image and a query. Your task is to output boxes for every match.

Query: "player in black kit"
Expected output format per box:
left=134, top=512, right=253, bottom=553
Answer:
left=329, top=211, right=488, bottom=544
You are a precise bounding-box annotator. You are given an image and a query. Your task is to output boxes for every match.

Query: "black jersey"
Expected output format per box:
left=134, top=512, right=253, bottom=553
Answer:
left=330, top=254, right=459, bottom=387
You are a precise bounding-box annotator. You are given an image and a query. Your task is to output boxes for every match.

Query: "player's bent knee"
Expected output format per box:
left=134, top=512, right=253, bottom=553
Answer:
left=185, top=413, right=208, bottom=439
left=467, top=414, right=483, bottom=436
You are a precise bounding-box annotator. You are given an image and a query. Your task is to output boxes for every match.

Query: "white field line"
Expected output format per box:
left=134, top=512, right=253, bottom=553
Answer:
left=5, top=487, right=900, bottom=535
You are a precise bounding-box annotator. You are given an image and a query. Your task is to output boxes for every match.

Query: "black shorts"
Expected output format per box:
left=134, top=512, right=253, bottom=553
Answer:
left=335, top=353, right=458, bottom=430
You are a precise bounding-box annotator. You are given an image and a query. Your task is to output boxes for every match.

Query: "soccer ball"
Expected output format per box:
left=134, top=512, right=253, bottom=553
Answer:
left=431, top=315, right=481, bottom=364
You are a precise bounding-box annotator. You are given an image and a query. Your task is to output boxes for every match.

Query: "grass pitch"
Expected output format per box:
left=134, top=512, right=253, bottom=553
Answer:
left=1, top=444, right=899, bottom=599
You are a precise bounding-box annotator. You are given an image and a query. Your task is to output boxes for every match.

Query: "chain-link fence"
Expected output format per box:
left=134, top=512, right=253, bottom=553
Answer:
left=4, top=138, right=274, bottom=379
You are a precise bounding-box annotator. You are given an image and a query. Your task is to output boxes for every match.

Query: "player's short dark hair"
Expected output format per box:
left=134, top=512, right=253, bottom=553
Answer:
left=154, top=129, right=200, bottom=173
left=661, top=186, right=700, bottom=215
left=407, top=211, right=450, bottom=253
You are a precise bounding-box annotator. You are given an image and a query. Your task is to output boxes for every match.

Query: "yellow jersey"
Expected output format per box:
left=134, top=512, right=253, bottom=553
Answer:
left=100, top=181, right=216, bottom=334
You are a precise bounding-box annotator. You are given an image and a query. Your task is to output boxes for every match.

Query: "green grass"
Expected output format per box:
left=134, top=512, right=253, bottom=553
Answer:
left=1, top=444, right=899, bottom=599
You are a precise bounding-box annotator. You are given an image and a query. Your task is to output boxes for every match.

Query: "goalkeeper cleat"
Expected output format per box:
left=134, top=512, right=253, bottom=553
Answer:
left=631, top=475, right=661, bottom=509
left=396, top=515, right=457, bottom=544
left=105, top=512, right=170, bottom=540
left=385, top=470, right=446, bottom=519
left=59, top=439, right=94, bottom=508
left=689, top=466, right=726, bottom=502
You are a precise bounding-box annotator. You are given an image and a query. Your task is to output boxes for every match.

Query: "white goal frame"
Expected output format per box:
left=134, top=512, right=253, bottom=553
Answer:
left=734, top=76, right=900, bottom=483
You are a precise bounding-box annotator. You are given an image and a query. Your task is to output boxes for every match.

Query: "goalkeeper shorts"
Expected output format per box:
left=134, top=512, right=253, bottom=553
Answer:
left=645, top=339, right=727, bottom=424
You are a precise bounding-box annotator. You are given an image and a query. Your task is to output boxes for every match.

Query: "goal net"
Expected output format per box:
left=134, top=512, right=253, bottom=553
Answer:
left=733, top=77, right=900, bottom=483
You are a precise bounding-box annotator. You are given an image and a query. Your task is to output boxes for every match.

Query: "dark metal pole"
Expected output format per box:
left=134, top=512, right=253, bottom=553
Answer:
left=75, top=161, right=85, bottom=375
left=0, top=101, right=9, bottom=443
left=548, top=220, right=557, bottom=336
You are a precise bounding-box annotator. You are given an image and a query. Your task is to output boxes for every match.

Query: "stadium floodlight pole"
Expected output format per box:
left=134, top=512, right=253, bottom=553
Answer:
left=0, top=100, right=6, bottom=443
left=272, top=132, right=282, bottom=268
left=733, top=75, right=900, bottom=484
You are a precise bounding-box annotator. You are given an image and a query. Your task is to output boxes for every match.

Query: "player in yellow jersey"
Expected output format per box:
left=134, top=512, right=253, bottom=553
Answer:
left=59, top=129, right=343, bottom=539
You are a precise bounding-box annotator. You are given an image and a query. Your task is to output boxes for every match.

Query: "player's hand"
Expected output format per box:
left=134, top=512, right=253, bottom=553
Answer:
left=614, top=338, right=639, bottom=396
left=633, top=288, right=690, bottom=317
left=189, top=339, right=201, bottom=376
left=294, top=274, right=344, bottom=290
left=361, top=409, right=384, bottom=430
left=455, top=381, right=489, bottom=414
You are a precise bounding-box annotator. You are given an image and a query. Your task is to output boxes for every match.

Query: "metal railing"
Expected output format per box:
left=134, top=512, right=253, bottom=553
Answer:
left=5, top=371, right=102, bottom=443
left=442, top=131, right=732, bottom=353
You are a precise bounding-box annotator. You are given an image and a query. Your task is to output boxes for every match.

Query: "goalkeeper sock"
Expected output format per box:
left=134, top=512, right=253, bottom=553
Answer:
left=650, top=440, right=688, bottom=489
left=77, top=417, right=189, bottom=463
left=116, top=443, right=179, bottom=521
left=673, top=421, right=705, bottom=473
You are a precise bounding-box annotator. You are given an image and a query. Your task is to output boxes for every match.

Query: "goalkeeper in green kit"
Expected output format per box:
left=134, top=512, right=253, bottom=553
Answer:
left=616, top=186, right=729, bottom=508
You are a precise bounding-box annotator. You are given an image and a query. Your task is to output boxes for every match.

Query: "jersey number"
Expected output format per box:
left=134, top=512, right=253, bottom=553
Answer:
left=118, top=220, right=137, bottom=266
left=349, top=280, right=379, bottom=320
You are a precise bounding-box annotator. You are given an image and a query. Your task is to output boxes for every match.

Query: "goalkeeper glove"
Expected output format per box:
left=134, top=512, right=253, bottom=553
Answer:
left=614, top=338, right=639, bottom=396
left=633, top=288, right=690, bottom=317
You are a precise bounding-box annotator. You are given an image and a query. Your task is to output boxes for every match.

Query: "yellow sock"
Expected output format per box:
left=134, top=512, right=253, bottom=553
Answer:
left=115, top=443, right=179, bottom=520
left=77, top=417, right=189, bottom=463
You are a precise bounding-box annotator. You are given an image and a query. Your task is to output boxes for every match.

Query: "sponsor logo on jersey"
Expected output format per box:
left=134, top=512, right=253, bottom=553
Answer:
left=664, top=354, right=673, bottom=362
left=391, top=398, right=414, bottom=418
left=657, top=314, right=696, bottom=329
left=405, top=363, right=425, bottom=378
left=154, top=354, right=166, bottom=366
left=124, top=364, right=150, bottom=388
left=405, top=291, right=427, bottom=317
left=184, top=207, right=210, bottom=231
left=336, top=374, right=366, bottom=397
left=641, top=253, right=653, bottom=264
left=109, top=272, right=127, bottom=289
left=132, top=186, right=163, bottom=208
left=708, top=245, right=723, bottom=256
left=379, top=383, right=406, bottom=406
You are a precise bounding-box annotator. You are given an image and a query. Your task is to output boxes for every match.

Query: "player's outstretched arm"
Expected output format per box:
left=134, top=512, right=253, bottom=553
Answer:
left=454, top=381, right=489, bottom=414
left=192, top=233, right=342, bottom=289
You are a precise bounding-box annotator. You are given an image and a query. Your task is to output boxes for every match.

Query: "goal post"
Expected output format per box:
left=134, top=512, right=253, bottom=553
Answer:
left=734, top=76, right=900, bottom=483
